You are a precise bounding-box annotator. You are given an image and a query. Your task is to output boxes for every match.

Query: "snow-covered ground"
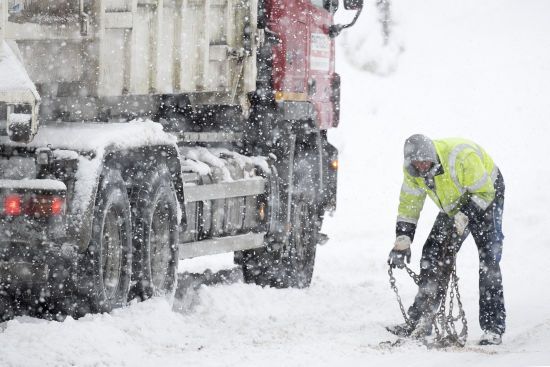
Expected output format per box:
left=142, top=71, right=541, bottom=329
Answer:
left=2, top=0, right=550, bottom=365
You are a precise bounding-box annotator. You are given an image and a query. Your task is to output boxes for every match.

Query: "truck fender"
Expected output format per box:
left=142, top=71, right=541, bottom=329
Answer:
left=70, top=144, right=186, bottom=253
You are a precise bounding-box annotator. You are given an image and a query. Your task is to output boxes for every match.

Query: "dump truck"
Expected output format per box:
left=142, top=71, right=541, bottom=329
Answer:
left=0, top=0, right=362, bottom=317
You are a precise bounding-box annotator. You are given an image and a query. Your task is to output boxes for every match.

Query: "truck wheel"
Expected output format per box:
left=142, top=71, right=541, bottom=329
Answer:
left=242, top=140, right=321, bottom=289
left=242, top=198, right=319, bottom=288
left=283, top=199, right=318, bottom=287
left=130, top=165, right=179, bottom=301
left=82, top=169, right=132, bottom=314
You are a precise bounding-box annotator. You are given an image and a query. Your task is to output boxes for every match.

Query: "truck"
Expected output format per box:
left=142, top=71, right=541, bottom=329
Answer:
left=0, top=0, right=362, bottom=318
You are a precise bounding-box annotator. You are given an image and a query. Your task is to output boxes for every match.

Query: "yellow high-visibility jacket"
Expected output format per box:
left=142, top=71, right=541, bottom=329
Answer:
left=397, top=138, right=498, bottom=225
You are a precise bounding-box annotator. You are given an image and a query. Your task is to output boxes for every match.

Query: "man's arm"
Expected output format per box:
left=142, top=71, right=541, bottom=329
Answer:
left=389, top=171, right=427, bottom=268
left=396, top=172, right=427, bottom=241
left=458, top=152, right=496, bottom=222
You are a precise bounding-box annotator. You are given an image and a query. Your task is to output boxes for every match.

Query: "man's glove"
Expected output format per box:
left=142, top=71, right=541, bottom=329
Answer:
left=388, top=235, right=412, bottom=268
left=454, top=211, right=469, bottom=236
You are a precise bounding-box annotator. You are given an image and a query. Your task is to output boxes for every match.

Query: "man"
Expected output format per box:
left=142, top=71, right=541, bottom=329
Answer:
left=387, top=134, right=506, bottom=345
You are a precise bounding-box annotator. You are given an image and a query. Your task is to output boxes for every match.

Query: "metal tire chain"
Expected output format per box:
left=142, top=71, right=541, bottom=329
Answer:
left=387, top=237, right=468, bottom=348
left=435, top=236, right=468, bottom=347
left=388, top=266, right=416, bottom=328
left=454, top=265, right=468, bottom=340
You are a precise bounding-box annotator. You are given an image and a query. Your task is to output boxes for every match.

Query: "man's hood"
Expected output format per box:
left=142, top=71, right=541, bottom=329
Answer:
left=403, top=134, right=441, bottom=177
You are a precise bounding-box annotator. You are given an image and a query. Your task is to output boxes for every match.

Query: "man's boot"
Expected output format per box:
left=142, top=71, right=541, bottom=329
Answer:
left=479, top=331, right=502, bottom=345
left=386, top=317, right=432, bottom=339
left=410, top=317, right=433, bottom=339
left=386, top=322, right=415, bottom=337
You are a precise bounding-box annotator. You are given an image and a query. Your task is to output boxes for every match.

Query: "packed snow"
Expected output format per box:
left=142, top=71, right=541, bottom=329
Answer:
left=0, top=40, right=39, bottom=103
left=2, top=0, right=550, bottom=366
left=0, top=120, right=177, bottom=152
left=0, top=178, right=66, bottom=191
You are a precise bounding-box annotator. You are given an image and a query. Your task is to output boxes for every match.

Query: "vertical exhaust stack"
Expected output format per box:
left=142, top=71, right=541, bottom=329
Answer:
left=0, top=1, right=40, bottom=144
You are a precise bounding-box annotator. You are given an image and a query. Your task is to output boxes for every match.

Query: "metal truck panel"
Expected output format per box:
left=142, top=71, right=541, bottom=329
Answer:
left=4, top=0, right=257, bottom=104
left=307, top=6, right=335, bottom=129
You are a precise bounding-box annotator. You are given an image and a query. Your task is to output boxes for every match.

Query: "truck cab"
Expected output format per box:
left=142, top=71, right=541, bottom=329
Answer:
left=265, top=0, right=337, bottom=129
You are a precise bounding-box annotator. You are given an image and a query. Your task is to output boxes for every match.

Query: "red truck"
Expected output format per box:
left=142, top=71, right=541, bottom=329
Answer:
left=0, top=0, right=362, bottom=318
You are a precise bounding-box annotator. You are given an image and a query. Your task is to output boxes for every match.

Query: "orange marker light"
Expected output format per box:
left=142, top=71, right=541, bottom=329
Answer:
left=330, top=159, right=339, bottom=170
left=258, top=202, right=266, bottom=221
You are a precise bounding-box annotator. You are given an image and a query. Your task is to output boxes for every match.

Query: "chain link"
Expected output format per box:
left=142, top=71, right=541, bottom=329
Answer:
left=404, top=265, right=420, bottom=285
left=388, top=266, right=415, bottom=328
left=440, top=242, right=468, bottom=347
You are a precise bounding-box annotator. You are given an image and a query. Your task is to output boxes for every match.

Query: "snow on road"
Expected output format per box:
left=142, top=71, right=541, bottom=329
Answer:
left=2, top=0, right=550, bottom=366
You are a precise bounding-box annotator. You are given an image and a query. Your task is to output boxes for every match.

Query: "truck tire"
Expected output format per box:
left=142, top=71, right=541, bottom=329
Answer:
left=242, top=197, right=319, bottom=288
left=80, top=169, right=132, bottom=314
left=242, top=141, right=321, bottom=288
left=281, top=198, right=318, bottom=287
left=0, top=294, right=15, bottom=321
left=130, top=165, right=179, bottom=301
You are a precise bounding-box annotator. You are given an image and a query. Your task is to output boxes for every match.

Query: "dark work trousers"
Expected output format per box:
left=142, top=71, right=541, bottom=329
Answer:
left=408, top=172, right=506, bottom=335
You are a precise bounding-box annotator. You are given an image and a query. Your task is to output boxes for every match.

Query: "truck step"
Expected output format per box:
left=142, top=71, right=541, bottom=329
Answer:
left=179, top=232, right=266, bottom=259
left=183, top=178, right=266, bottom=203
left=177, top=132, right=244, bottom=143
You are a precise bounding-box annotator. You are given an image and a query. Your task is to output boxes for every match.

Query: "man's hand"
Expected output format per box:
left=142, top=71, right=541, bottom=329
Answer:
left=454, top=211, right=469, bottom=236
left=388, top=235, right=412, bottom=268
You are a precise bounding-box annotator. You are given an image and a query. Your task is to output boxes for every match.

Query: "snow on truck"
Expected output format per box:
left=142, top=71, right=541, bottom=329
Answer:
left=0, top=0, right=362, bottom=317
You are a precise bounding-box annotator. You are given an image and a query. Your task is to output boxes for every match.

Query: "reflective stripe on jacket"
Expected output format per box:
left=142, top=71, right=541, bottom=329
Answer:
left=397, top=138, right=498, bottom=224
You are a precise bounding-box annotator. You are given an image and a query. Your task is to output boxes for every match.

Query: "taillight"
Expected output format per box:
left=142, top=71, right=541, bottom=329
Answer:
left=2, top=194, right=65, bottom=217
left=51, top=196, right=65, bottom=216
left=4, top=194, right=22, bottom=216
left=26, top=195, right=66, bottom=217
